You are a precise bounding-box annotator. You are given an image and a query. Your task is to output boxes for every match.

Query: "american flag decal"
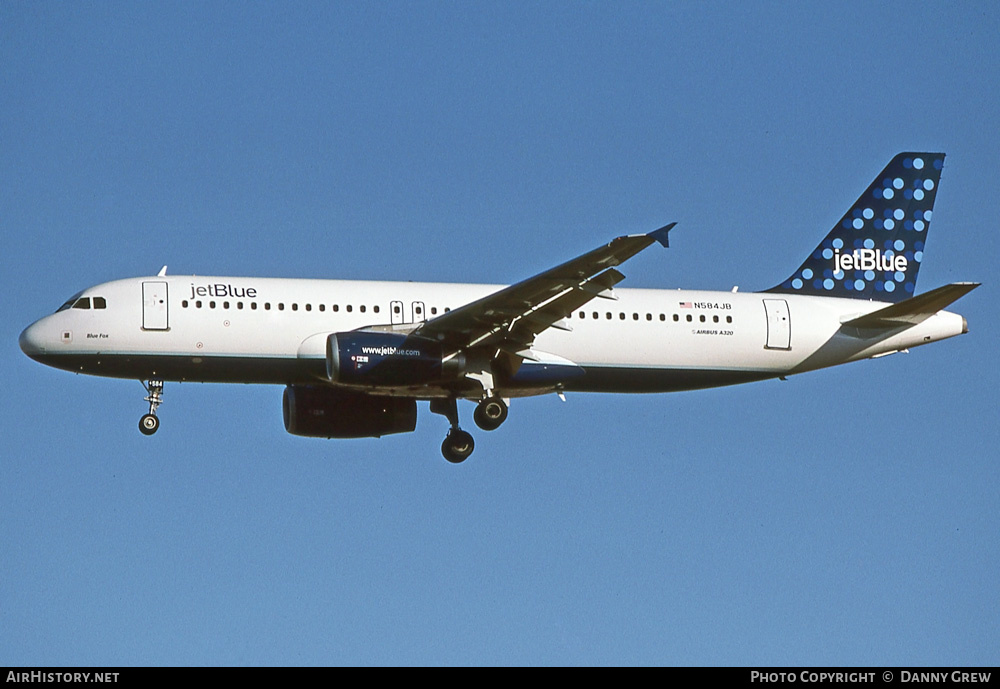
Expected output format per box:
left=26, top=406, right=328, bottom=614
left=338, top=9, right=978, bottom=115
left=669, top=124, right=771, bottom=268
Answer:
left=679, top=302, right=693, bottom=308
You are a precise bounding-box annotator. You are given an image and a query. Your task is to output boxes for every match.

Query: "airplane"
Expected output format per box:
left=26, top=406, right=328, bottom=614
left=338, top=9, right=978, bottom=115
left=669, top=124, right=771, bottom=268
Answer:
left=19, top=152, right=978, bottom=463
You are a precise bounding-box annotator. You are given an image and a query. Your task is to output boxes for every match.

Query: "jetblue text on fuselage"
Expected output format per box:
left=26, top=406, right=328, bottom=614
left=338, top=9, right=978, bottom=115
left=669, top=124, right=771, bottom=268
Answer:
left=834, top=248, right=908, bottom=273
left=361, top=346, right=422, bottom=357
left=190, top=283, right=258, bottom=299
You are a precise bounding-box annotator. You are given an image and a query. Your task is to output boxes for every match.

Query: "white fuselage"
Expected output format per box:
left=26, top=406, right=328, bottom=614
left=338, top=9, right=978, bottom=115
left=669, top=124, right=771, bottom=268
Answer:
left=19, top=275, right=967, bottom=398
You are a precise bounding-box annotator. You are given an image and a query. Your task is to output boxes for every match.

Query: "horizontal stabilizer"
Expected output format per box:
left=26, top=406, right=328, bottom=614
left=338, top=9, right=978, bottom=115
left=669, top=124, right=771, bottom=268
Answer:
left=841, top=282, right=979, bottom=329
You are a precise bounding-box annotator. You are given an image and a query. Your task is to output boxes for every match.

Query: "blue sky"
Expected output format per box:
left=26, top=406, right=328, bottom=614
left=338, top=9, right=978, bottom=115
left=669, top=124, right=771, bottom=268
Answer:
left=3, top=2, right=998, bottom=665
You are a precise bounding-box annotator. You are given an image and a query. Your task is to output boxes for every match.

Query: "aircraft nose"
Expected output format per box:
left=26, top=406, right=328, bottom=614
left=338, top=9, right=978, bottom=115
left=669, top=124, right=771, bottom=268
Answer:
left=19, top=321, right=47, bottom=359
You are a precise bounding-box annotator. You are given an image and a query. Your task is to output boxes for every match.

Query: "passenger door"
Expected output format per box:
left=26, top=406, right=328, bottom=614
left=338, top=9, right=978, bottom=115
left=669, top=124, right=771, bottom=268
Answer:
left=142, top=281, right=169, bottom=331
left=763, top=298, right=790, bottom=350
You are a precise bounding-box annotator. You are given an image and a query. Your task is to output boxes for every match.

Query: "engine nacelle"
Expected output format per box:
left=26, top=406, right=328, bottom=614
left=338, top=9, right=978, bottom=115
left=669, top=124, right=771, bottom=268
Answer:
left=326, top=332, right=464, bottom=386
left=282, top=385, right=417, bottom=438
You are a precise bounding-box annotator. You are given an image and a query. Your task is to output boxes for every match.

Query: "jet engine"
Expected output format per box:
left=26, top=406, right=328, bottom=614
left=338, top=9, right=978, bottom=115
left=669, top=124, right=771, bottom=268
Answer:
left=282, top=385, right=417, bottom=438
left=326, top=332, right=464, bottom=386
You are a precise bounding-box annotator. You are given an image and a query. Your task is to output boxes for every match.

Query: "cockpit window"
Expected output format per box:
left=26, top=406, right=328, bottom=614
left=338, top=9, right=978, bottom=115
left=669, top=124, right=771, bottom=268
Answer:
left=55, top=293, right=106, bottom=312
left=56, top=291, right=85, bottom=313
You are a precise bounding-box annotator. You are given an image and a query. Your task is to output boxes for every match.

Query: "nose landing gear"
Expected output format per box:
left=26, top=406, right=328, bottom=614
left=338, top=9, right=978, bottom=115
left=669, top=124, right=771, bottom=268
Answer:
left=139, top=380, right=164, bottom=435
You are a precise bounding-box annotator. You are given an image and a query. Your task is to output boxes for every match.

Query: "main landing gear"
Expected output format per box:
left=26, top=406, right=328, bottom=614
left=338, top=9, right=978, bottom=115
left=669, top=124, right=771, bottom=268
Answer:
left=431, top=397, right=474, bottom=463
left=139, top=380, right=164, bottom=435
left=431, top=396, right=510, bottom=463
left=473, top=396, right=508, bottom=431
left=443, top=429, right=475, bottom=464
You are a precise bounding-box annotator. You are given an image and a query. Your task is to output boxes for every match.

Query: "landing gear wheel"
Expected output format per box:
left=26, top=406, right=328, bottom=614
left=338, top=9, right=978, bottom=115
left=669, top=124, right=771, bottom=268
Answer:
left=139, top=413, right=160, bottom=435
left=474, top=397, right=508, bottom=431
left=442, top=429, right=475, bottom=463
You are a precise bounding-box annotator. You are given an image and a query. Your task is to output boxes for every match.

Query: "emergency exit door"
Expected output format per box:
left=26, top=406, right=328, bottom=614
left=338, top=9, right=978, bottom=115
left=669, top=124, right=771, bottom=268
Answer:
left=411, top=301, right=425, bottom=322
left=390, top=300, right=405, bottom=325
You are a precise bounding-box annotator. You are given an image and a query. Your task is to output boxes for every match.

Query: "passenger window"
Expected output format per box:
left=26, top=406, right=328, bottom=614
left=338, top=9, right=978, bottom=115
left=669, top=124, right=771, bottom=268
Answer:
left=319, top=304, right=325, bottom=312
left=360, top=305, right=366, bottom=313
left=346, top=305, right=353, bottom=313
left=237, top=302, right=244, bottom=310
left=373, top=305, right=379, bottom=313
left=305, top=304, right=311, bottom=311
left=251, top=302, right=258, bottom=310
left=726, top=316, right=733, bottom=323
left=333, top=305, right=339, bottom=312
left=209, top=301, right=216, bottom=309
left=278, top=303, right=285, bottom=311
left=292, top=303, right=298, bottom=311
left=182, top=300, right=189, bottom=308
left=196, top=300, right=203, bottom=308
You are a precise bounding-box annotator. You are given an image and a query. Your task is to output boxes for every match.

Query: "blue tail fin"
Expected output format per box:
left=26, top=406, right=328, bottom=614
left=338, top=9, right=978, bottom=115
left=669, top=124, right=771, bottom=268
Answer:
left=769, top=153, right=945, bottom=303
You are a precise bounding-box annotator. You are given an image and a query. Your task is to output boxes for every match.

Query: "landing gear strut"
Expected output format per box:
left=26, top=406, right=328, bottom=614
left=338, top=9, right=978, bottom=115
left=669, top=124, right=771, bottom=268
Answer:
left=431, top=397, right=475, bottom=463
left=139, top=380, right=164, bottom=436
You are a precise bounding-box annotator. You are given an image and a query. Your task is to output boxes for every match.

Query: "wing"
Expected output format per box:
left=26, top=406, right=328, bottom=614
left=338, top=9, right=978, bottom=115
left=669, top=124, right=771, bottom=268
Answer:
left=413, top=223, right=675, bottom=355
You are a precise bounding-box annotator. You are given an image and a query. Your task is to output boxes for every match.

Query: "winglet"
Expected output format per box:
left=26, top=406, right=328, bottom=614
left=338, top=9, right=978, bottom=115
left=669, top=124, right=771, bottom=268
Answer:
left=648, top=222, right=676, bottom=248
